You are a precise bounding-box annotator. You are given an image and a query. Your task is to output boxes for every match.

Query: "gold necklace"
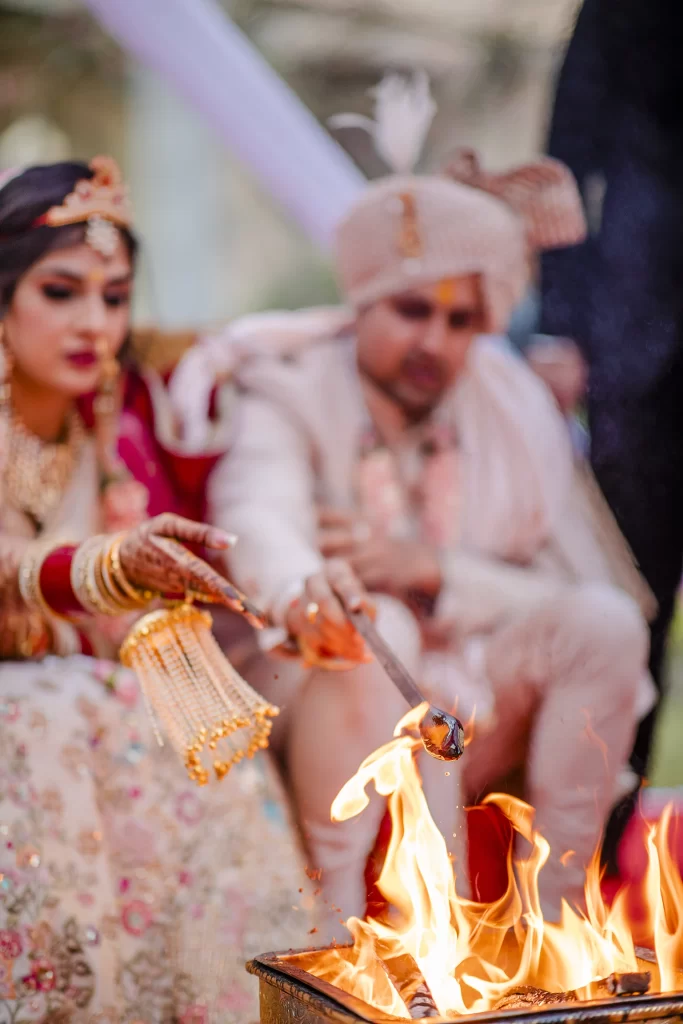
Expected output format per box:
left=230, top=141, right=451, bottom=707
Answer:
left=4, top=409, right=85, bottom=527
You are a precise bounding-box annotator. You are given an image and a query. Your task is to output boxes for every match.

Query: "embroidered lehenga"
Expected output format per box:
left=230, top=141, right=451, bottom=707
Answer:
left=0, top=363, right=312, bottom=1024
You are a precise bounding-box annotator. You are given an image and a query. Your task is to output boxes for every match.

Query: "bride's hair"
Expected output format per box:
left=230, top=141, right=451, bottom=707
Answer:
left=0, top=161, right=138, bottom=316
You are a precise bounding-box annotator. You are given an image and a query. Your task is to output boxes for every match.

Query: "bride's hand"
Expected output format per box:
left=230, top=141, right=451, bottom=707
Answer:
left=118, top=513, right=266, bottom=628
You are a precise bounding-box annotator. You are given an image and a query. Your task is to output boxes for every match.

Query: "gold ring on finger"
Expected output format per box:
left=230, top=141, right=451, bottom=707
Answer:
left=305, top=601, right=320, bottom=624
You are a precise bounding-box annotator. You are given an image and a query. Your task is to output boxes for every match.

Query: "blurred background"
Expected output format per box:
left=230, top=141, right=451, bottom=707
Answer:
left=0, top=0, right=580, bottom=323
left=2, top=0, right=681, bottom=785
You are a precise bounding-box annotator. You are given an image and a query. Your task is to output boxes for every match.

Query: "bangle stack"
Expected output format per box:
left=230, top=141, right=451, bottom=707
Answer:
left=18, top=537, right=74, bottom=622
left=70, top=533, right=156, bottom=617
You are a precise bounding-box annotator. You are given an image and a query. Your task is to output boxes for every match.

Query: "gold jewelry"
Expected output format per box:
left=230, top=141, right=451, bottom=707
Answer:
left=397, top=191, right=423, bottom=259
left=95, top=336, right=120, bottom=417
left=120, top=602, right=279, bottom=786
left=71, top=535, right=105, bottom=615
left=0, top=323, right=11, bottom=408
left=87, top=543, right=122, bottom=616
left=108, top=534, right=154, bottom=604
left=99, top=542, right=146, bottom=611
left=93, top=335, right=123, bottom=486
left=99, top=545, right=134, bottom=608
left=17, top=537, right=73, bottom=622
left=4, top=409, right=85, bottom=527
left=71, top=533, right=158, bottom=616
left=39, top=156, right=132, bottom=259
left=305, top=601, right=320, bottom=624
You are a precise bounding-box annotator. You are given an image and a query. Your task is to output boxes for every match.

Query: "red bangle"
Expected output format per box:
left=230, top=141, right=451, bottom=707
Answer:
left=39, top=545, right=84, bottom=618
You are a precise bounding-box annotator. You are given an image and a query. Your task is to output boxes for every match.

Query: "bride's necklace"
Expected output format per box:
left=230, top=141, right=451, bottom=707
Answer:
left=4, top=408, right=85, bottom=528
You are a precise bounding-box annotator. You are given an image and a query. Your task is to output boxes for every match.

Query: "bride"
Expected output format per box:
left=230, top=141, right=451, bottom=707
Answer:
left=0, top=157, right=312, bottom=1023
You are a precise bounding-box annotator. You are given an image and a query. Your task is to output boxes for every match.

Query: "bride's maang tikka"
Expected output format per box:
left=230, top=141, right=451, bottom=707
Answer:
left=33, top=155, right=132, bottom=259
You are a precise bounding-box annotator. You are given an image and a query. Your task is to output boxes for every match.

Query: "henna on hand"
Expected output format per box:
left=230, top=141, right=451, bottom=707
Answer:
left=118, top=513, right=265, bottom=628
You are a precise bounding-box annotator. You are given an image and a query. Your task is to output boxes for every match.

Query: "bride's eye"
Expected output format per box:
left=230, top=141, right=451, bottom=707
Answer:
left=42, top=283, right=73, bottom=301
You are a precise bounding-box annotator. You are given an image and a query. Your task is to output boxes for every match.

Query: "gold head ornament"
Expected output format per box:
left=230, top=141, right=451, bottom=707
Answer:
left=36, top=156, right=132, bottom=259
left=120, top=602, right=278, bottom=786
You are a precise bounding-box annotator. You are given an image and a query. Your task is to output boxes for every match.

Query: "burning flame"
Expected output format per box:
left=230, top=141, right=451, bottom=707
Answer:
left=309, top=708, right=683, bottom=1017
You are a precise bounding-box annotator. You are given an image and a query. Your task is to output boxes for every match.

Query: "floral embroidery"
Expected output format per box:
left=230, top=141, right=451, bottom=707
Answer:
left=174, top=791, right=204, bottom=827
left=0, top=656, right=312, bottom=1021
left=0, top=929, right=22, bottom=959
left=121, top=900, right=153, bottom=938
left=15, top=844, right=40, bottom=868
left=27, top=921, right=52, bottom=954
left=0, top=957, right=15, bottom=999
left=22, top=956, right=56, bottom=992
left=180, top=1004, right=209, bottom=1024
left=40, top=788, right=64, bottom=814
left=76, top=829, right=103, bottom=858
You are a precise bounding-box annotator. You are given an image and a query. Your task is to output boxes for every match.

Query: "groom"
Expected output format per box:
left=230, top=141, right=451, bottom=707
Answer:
left=207, top=153, right=652, bottom=939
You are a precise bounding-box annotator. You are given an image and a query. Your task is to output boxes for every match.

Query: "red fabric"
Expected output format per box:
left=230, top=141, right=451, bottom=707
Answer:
left=76, top=371, right=227, bottom=523
left=467, top=804, right=514, bottom=902
left=78, top=632, right=94, bottom=656
left=365, top=795, right=683, bottom=955
left=123, top=372, right=225, bottom=522
left=610, top=794, right=683, bottom=945
left=365, top=804, right=514, bottom=917
left=365, top=802, right=681, bottom=920
left=39, top=545, right=82, bottom=618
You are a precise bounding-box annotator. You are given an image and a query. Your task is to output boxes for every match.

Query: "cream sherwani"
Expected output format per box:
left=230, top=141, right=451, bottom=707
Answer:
left=209, top=331, right=652, bottom=938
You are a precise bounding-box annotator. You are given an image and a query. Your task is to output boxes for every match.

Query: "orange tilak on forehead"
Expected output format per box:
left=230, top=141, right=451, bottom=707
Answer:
left=434, top=278, right=459, bottom=307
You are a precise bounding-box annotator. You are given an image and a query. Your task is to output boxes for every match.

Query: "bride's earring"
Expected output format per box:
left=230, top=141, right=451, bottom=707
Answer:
left=0, top=323, right=13, bottom=509
left=95, top=334, right=120, bottom=418
left=0, top=323, right=12, bottom=409
left=93, top=335, right=121, bottom=482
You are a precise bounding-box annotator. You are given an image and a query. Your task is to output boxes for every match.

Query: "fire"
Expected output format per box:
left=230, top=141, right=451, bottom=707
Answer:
left=309, top=707, right=683, bottom=1018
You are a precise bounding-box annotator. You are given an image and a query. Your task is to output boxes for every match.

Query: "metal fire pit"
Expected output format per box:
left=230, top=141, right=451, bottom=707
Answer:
left=247, top=948, right=683, bottom=1024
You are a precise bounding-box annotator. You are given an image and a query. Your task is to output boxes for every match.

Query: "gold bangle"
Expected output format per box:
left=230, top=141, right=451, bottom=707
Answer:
left=99, top=548, right=141, bottom=611
left=71, top=535, right=111, bottom=616
left=85, top=545, right=121, bottom=616
left=108, top=533, right=155, bottom=605
left=71, top=533, right=157, bottom=617
left=18, top=537, right=74, bottom=622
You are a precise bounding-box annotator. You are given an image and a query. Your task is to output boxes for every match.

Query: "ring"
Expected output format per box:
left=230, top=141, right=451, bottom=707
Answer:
left=305, top=601, right=320, bottom=624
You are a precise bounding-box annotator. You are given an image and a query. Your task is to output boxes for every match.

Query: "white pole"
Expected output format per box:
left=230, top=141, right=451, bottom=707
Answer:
left=83, top=0, right=366, bottom=250
left=127, top=64, right=225, bottom=328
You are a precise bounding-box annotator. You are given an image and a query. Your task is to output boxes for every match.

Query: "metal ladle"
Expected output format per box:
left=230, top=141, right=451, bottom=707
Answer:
left=348, top=609, right=465, bottom=761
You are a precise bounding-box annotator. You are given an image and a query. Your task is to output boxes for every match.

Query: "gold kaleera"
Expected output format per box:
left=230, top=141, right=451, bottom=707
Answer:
left=120, top=602, right=278, bottom=786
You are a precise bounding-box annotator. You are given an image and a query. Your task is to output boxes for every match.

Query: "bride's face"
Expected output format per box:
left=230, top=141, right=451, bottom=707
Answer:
left=3, top=234, right=133, bottom=398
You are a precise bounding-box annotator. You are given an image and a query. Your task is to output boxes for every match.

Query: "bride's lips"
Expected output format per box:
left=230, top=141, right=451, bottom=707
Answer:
left=65, top=351, right=98, bottom=368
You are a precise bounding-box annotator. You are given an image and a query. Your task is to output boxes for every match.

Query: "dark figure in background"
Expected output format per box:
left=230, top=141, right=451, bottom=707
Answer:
left=540, top=0, right=683, bottom=861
